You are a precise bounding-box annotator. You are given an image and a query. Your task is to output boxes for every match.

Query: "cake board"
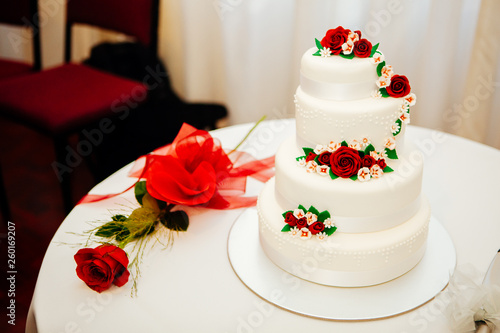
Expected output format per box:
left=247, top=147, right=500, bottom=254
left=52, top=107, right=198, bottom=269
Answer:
left=227, top=208, right=456, bottom=320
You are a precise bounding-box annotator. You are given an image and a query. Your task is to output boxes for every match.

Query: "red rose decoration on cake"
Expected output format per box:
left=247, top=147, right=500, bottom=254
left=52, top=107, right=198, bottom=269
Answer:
left=305, top=152, right=317, bottom=162
left=361, top=155, right=376, bottom=168
left=377, top=158, right=387, bottom=169
left=296, top=217, right=308, bottom=228
left=74, top=244, right=130, bottom=293
left=330, top=146, right=362, bottom=178
left=284, top=212, right=297, bottom=226
left=317, top=151, right=332, bottom=166
left=309, top=222, right=325, bottom=235
left=386, top=75, right=411, bottom=98
left=353, top=39, right=372, bottom=58
left=321, top=26, right=350, bottom=55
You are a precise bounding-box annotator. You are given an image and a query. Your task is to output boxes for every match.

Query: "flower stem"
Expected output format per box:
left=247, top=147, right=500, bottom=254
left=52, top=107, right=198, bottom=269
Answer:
left=229, top=115, right=267, bottom=154
left=165, top=203, right=175, bottom=212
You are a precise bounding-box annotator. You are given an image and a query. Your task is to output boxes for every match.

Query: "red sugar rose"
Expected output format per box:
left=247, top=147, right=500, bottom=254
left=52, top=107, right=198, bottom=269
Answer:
left=296, top=217, right=308, bottom=229
left=377, top=158, right=387, bottom=169
left=353, top=38, right=372, bottom=58
left=317, top=151, right=332, bottom=166
left=74, top=244, right=130, bottom=293
left=330, top=146, right=362, bottom=178
left=305, top=152, right=317, bottom=162
left=386, top=75, right=411, bottom=98
left=309, top=221, right=325, bottom=235
left=362, top=155, right=376, bottom=168
left=284, top=212, right=297, bottom=226
left=321, top=26, right=350, bottom=55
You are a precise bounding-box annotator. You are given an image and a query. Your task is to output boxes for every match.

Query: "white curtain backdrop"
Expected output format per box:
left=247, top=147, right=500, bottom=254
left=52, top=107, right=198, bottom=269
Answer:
left=1, top=0, right=499, bottom=148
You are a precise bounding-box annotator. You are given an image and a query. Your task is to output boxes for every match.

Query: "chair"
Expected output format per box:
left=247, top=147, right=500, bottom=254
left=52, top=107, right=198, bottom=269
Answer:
left=0, top=0, right=41, bottom=78
left=0, top=0, right=41, bottom=222
left=0, top=0, right=160, bottom=214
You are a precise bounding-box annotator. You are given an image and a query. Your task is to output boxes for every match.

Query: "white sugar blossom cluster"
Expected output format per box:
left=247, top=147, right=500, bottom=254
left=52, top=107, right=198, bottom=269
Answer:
left=376, top=64, right=394, bottom=89
left=357, top=164, right=384, bottom=182
left=398, top=92, right=416, bottom=124
left=371, top=51, right=385, bottom=64
left=287, top=212, right=336, bottom=241
left=372, top=90, right=383, bottom=99
left=341, top=31, right=360, bottom=55
left=320, top=47, right=331, bottom=57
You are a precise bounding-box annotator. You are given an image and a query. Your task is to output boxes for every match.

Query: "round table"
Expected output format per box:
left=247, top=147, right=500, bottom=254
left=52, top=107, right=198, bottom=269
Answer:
left=26, top=119, right=500, bottom=333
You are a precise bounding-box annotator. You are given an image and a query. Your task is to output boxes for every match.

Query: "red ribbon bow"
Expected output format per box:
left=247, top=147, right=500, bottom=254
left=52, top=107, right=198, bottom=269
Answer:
left=80, top=123, right=275, bottom=209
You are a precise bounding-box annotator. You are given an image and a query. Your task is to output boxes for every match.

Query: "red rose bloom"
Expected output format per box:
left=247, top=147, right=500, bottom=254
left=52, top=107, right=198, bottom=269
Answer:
left=377, top=158, right=387, bottom=169
left=284, top=212, right=297, bottom=226
left=321, top=26, right=350, bottom=55
left=309, top=221, right=325, bottom=235
left=362, top=155, right=376, bottom=168
left=305, top=152, right=317, bottom=162
left=354, top=30, right=362, bottom=38
left=143, top=130, right=233, bottom=208
left=353, top=38, right=372, bottom=58
left=317, top=151, right=332, bottom=166
left=330, top=146, right=362, bottom=178
left=296, top=217, right=308, bottom=229
left=74, top=244, right=130, bottom=293
left=386, top=75, right=411, bottom=98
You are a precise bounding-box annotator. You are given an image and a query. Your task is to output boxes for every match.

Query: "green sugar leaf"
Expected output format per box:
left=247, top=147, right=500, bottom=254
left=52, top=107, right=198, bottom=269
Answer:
left=281, top=224, right=292, bottom=232
left=350, top=174, right=358, bottom=181
left=308, top=206, right=320, bottom=216
left=385, top=148, right=399, bottom=159
left=317, top=211, right=331, bottom=222
left=298, top=204, right=307, bottom=212
left=315, top=38, right=323, bottom=50
left=340, top=52, right=355, bottom=60
left=380, top=88, right=389, bottom=98
left=376, top=61, right=386, bottom=77
left=341, top=140, right=348, bottom=147
left=392, top=118, right=403, bottom=136
left=329, top=168, right=339, bottom=180
left=303, top=147, right=314, bottom=155
left=325, top=226, right=337, bottom=236
left=370, top=43, right=380, bottom=57
left=364, top=144, right=375, bottom=155
left=383, top=165, right=394, bottom=173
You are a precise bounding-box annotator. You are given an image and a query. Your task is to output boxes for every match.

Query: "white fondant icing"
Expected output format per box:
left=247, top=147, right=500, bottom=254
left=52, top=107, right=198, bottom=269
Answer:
left=258, top=178, right=430, bottom=287
left=295, top=87, right=406, bottom=152
left=275, top=137, right=423, bottom=226
left=257, top=40, right=426, bottom=287
left=301, top=47, right=378, bottom=97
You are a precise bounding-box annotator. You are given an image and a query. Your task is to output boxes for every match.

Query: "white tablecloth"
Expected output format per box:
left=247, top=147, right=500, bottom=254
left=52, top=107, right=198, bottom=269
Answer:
left=26, top=120, right=500, bottom=333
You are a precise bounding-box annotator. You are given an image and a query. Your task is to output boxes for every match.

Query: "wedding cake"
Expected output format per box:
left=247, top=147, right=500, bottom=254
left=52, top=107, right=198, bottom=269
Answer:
left=257, top=26, right=429, bottom=287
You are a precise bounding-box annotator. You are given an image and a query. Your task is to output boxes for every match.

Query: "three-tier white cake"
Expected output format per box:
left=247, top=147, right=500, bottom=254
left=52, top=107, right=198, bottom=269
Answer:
left=257, top=27, right=430, bottom=287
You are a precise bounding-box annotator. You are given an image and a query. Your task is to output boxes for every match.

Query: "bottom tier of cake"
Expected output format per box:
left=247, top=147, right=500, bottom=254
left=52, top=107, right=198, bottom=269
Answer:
left=257, top=178, right=430, bottom=287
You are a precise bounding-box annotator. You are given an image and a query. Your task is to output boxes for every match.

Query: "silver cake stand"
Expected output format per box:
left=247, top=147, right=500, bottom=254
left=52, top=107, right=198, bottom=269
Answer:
left=227, top=208, right=456, bottom=320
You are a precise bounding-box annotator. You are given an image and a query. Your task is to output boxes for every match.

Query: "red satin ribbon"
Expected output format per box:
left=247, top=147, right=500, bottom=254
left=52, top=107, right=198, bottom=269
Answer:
left=79, top=123, right=275, bottom=209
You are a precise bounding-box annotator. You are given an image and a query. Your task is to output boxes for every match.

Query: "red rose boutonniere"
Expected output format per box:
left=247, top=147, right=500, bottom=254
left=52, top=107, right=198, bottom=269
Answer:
left=76, top=120, right=274, bottom=294
left=74, top=245, right=130, bottom=293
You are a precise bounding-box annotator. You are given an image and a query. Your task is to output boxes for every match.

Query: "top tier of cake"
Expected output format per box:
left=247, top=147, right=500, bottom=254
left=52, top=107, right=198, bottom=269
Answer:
left=300, top=47, right=378, bottom=101
left=295, top=30, right=415, bottom=154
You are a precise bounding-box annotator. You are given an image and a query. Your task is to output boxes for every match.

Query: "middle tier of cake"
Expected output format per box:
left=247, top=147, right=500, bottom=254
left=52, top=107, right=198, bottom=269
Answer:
left=275, top=136, right=424, bottom=233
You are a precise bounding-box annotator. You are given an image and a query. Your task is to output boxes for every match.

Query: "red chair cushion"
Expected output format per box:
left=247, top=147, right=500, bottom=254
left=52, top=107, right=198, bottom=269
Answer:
left=0, top=59, right=34, bottom=79
left=0, top=63, right=148, bottom=135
